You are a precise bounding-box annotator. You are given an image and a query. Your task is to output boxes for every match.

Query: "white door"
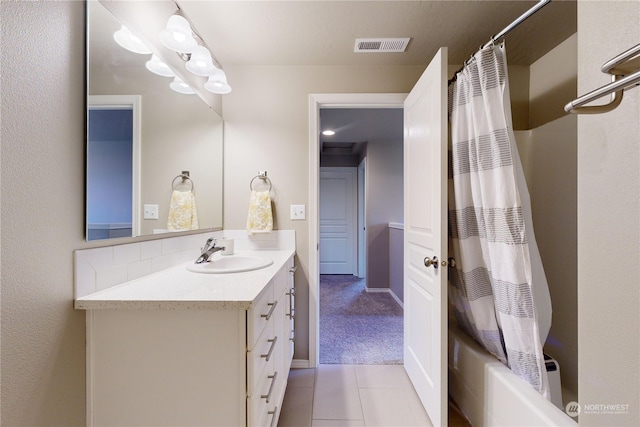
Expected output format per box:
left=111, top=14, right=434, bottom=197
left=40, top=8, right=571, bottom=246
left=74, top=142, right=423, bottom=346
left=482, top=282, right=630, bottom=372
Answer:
left=403, top=48, right=448, bottom=426
left=319, top=167, right=357, bottom=274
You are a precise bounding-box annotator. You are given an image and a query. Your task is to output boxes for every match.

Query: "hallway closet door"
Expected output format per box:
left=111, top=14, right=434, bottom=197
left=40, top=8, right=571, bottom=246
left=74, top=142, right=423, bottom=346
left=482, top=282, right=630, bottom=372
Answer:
left=403, top=47, right=448, bottom=427
left=319, top=167, right=358, bottom=274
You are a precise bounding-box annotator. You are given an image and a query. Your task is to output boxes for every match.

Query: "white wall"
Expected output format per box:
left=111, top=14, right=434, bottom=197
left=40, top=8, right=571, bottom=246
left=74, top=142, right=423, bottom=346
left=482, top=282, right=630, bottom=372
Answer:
left=577, top=1, right=640, bottom=425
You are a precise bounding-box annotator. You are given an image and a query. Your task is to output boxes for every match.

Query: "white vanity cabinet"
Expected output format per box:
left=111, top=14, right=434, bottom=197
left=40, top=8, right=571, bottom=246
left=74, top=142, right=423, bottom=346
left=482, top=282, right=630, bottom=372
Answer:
left=246, top=257, right=295, bottom=426
left=83, top=254, right=295, bottom=427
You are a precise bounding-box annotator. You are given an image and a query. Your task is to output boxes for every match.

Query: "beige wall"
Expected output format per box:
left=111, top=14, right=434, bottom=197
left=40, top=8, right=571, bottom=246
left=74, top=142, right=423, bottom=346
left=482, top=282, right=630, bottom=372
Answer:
left=364, top=138, right=404, bottom=288
left=221, top=64, right=424, bottom=359
left=516, top=115, right=579, bottom=405
left=516, top=32, right=579, bottom=406
left=577, top=1, right=640, bottom=425
left=1, top=2, right=87, bottom=425
left=530, top=34, right=578, bottom=128
left=3, top=2, right=638, bottom=426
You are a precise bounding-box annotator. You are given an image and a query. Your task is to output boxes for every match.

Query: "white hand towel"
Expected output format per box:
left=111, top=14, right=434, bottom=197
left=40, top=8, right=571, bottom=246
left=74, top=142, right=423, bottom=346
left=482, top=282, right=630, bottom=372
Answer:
left=246, top=190, right=273, bottom=234
left=167, top=190, right=199, bottom=231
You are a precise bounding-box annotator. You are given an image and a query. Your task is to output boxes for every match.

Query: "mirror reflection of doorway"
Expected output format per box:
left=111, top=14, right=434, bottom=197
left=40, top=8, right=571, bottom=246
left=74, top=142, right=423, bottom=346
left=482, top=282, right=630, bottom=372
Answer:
left=86, top=95, right=140, bottom=241
left=318, top=107, right=404, bottom=365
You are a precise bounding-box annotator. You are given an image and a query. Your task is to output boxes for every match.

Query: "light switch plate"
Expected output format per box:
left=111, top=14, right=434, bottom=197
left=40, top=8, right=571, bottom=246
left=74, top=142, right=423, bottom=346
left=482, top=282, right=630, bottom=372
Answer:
left=143, top=204, right=159, bottom=220
left=290, top=204, right=306, bottom=220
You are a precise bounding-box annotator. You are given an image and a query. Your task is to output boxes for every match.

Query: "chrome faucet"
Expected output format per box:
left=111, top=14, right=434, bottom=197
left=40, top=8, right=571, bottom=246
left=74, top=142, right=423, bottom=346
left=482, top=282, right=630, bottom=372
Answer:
left=195, top=238, right=225, bottom=264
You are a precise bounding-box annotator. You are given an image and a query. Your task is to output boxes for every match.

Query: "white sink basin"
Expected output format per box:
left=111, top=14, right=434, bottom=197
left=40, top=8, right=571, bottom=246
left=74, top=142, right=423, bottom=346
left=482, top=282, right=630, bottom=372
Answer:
left=186, top=255, right=273, bottom=274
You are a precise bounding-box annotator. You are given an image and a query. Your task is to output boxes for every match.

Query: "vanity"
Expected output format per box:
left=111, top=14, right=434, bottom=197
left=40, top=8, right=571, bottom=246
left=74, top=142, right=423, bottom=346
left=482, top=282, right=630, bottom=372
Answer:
left=75, top=231, right=295, bottom=427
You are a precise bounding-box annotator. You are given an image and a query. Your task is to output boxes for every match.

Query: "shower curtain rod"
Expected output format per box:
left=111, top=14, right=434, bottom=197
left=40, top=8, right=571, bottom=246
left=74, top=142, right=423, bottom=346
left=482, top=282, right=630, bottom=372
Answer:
left=448, top=0, right=552, bottom=84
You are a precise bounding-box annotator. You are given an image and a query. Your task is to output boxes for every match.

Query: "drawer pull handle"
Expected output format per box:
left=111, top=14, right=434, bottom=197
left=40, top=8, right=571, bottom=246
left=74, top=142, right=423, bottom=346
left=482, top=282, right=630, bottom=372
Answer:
left=289, top=266, right=297, bottom=273
left=268, top=406, right=278, bottom=427
left=261, top=336, right=278, bottom=361
left=287, top=288, right=295, bottom=318
left=261, top=371, right=278, bottom=403
left=261, top=300, right=278, bottom=321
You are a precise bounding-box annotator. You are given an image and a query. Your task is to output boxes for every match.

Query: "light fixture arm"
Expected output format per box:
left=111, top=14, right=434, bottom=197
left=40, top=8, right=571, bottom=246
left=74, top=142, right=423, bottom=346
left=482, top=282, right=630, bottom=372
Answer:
left=171, top=2, right=224, bottom=71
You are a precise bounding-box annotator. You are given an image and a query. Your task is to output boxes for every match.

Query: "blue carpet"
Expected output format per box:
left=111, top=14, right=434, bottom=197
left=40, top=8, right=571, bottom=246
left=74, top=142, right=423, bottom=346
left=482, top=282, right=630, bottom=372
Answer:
left=319, top=275, right=404, bottom=364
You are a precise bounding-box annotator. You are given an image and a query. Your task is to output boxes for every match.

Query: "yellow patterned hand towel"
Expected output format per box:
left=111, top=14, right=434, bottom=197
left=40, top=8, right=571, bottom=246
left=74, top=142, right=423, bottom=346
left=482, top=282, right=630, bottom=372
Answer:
left=167, top=190, right=199, bottom=231
left=246, top=190, right=273, bottom=234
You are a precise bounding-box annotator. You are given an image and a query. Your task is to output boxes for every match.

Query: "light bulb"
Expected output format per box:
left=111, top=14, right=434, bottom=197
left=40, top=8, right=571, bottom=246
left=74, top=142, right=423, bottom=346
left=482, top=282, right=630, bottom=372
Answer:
left=113, top=25, right=152, bottom=54
left=159, top=15, right=197, bottom=53
left=145, top=54, right=175, bottom=77
left=169, top=76, right=195, bottom=94
left=204, top=69, right=232, bottom=94
left=185, top=46, right=218, bottom=76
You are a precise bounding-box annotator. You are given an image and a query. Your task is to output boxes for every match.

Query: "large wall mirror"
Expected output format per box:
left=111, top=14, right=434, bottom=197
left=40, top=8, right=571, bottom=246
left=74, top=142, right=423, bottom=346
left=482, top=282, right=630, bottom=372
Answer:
left=86, top=0, right=223, bottom=240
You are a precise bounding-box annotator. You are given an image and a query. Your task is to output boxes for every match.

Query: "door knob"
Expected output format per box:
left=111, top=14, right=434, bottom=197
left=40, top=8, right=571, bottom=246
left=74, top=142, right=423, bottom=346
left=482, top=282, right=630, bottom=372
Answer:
left=424, top=256, right=439, bottom=269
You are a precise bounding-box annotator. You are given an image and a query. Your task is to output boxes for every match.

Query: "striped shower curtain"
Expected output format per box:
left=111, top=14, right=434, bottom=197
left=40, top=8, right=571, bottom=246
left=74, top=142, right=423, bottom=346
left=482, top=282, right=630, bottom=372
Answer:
left=448, top=43, right=550, bottom=398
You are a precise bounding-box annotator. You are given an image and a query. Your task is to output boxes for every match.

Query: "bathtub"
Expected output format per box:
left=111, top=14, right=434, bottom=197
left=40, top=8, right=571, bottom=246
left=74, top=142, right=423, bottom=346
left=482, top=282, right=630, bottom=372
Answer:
left=448, top=323, right=577, bottom=427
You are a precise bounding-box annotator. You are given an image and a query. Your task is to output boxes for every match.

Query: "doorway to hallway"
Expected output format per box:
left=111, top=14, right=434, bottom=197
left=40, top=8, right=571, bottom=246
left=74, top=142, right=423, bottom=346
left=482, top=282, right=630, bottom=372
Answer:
left=315, top=101, right=405, bottom=366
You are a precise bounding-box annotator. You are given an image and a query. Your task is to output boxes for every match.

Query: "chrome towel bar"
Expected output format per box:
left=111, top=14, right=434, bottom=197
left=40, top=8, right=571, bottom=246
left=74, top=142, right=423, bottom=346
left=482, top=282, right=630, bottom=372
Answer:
left=566, top=42, right=640, bottom=114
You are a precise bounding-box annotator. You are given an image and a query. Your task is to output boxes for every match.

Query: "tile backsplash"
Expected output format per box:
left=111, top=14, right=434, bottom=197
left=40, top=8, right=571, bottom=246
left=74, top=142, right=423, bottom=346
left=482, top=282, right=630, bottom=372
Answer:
left=74, top=230, right=295, bottom=299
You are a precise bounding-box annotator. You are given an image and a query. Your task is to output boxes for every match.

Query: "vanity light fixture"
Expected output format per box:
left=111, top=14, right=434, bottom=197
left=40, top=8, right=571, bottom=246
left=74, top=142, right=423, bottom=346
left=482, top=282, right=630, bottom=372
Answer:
left=113, top=25, right=152, bottom=54
left=113, top=9, right=233, bottom=95
left=169, top=76, right=195, bottom=94
left=185, top=46, right=218, bottom=76
left=145, top=54, right=176, bottom=77
left=322, top=130, right=336, bottom=136
left=204, top=69, right=232, bottom=94
left=161, top=11, right=232, bottom=94
left=159, top=14, right=198, bottom=53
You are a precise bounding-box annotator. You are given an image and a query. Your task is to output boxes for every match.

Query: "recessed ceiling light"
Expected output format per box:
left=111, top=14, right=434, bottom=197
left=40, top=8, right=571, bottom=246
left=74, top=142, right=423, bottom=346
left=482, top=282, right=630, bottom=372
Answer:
left=322, top=130, right=335, bottom=136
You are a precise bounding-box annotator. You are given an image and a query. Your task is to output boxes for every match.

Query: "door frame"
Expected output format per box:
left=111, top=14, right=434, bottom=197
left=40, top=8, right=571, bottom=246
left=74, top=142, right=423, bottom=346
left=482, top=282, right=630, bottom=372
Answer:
left=308, top=93, right=406, bottom=367
left=357, top=158, right=366, bottom=278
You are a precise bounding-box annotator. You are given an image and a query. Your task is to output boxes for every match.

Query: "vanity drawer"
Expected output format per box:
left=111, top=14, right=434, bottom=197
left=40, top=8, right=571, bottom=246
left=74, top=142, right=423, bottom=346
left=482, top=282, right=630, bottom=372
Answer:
left=247, top=281, right=275, bottom=349
left=247, top=363, right=281, bottom=427
left=247, top=320, right=276, bottom=396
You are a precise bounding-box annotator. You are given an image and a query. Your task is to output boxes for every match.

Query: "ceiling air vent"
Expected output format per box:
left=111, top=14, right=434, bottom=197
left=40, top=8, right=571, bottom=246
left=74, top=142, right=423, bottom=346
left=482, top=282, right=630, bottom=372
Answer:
left=354, top=38, right=410, bottom=53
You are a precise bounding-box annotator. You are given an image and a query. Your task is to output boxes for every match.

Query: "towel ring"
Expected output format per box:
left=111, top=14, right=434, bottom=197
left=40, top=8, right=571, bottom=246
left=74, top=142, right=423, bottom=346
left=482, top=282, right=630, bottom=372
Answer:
left=249, top=174, right=272, bottom=192
left=172, top=174, right=194, bottom=191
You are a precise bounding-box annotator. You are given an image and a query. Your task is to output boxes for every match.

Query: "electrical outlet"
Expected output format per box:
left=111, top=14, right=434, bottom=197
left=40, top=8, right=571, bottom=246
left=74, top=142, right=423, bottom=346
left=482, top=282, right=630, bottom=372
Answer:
left=290, top=205, right=306, bottom=220
left=143, top=204, right=159, bottom=220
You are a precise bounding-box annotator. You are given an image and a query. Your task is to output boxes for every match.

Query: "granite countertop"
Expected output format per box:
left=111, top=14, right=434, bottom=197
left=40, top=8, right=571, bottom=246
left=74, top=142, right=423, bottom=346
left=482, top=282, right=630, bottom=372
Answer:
left=74, top=249, right=295, bottom=311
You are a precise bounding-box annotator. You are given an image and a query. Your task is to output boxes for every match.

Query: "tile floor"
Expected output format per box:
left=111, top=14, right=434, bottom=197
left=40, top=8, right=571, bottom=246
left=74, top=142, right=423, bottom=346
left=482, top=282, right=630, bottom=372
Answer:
left=278, top=364, right=471, bottom=427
